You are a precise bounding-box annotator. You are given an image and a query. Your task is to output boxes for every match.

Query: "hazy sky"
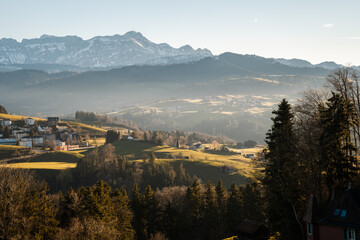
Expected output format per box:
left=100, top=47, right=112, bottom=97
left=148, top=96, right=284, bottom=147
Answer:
left=1, top=0, right=360, bottom=65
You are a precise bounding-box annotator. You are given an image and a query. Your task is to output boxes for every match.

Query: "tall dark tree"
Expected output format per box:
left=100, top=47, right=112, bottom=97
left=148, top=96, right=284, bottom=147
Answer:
left=262, top=99, right=304, bottom=240
left=142, top=185, right=161, bottom=238
left=203, top=182, right=220, bottom=240
left=113, top=187, right=135, bottom=240
left=319, top=92, right=359, bottom=196
left=226, top=183, right=243, bottom=233
left=131, top=184, right=146, bottom=240
left=215, top=180, right=227, bottom=235
left=106, top=130, right=121, bottom=144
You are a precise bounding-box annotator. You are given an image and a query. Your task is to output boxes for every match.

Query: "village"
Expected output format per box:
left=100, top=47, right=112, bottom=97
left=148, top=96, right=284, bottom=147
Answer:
left=0, top=116, right=90, bottom=151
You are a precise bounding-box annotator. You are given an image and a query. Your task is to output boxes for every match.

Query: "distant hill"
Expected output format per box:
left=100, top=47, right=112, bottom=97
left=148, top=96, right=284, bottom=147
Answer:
left=0, top=52, right=333, bottom=115
left=0, top=31, right=212, bottom=71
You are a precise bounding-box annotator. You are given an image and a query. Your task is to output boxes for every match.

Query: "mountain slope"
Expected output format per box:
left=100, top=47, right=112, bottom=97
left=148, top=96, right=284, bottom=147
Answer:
left=0, top=31, right=212, bottom=69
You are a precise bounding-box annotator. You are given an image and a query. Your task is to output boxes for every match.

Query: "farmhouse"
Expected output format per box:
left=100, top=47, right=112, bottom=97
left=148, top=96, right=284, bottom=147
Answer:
left=24, top=118, right=35, bottom=125
left=15, top=131, right=28, bottom=139
left=304, top=185, right=360, bottom=240
left=22, top=136, right=44, bottom=146
left=0, top=118, right=12, bottom=126
left=47, top=117, right=60, bottom=125
left=190, top=142, right=203, bottom=150
left=19, top=140, right=32, bottom=148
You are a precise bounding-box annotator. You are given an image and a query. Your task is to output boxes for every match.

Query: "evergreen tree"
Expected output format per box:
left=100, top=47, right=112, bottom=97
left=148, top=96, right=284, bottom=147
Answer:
left=226, top=183, right=243, bottom=233
left=131, top=184, right=146, bottom=240
left=3, top=126, right=11, bottom=138
left=113, top=187, right=135, bottom=240
left=203, top=182, right=221, bottom=240
left=320, top=92, right=359, bottom=195
left=183, top=180, right=203, bottom=239
left=60, top=187, right=79, bottom=227
left=242, top=182, right=265, bottom=222
left=215, top=180, right=228, bottom=234
left=262, top=99, right=304, bottom=240
left=143, top=185, right=161, bottom=238
left=24, top=186, right=59, bottom=239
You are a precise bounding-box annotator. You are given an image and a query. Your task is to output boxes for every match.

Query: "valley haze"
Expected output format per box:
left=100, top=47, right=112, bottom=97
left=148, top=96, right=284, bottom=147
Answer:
left=1, top=32, right=354, bottom=143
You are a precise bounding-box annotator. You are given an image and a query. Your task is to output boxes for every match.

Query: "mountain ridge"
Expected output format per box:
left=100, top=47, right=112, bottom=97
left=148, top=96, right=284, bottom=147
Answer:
left=0, top=31, right=212, bottom=69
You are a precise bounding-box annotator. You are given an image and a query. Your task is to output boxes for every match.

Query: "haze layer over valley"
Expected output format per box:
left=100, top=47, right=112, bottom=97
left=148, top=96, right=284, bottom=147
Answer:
left=1, top=32, right=352, bottom=142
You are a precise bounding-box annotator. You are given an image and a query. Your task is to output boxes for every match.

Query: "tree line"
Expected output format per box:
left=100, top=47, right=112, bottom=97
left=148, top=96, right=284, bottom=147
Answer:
left=261, top=67, right=360, bottom=239
left=0, top=165, right=264, bottom=239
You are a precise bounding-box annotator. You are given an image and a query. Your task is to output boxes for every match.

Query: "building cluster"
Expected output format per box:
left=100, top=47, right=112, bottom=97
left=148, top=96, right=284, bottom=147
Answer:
left=0, top=117, right=87, bottom=150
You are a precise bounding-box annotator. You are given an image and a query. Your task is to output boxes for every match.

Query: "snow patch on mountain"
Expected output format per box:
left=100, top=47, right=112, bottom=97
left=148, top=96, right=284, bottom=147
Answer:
left=0, top=31, right=212, bottom=68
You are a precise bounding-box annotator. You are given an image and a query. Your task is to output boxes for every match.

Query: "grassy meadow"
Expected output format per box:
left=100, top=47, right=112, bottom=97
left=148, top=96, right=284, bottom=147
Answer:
left=113, top=140, right=263, bottom=183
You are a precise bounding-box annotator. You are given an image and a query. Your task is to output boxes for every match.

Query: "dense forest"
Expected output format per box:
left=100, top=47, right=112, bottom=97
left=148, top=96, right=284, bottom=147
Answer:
left=1, top=67, right=360, bottom=239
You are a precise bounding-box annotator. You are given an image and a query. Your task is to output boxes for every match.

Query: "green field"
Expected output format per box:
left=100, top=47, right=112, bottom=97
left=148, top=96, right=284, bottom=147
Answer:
left=3, top=162, right=77, bottom=170
left=2, top=151, right=85, bottom=170
left=113, top=140, right=261, bottom=183
left=66, top=121, right=107, bottom=133
left=0, top=113, right=45, bottom=121
left=0, top=145, right=31, bottom=160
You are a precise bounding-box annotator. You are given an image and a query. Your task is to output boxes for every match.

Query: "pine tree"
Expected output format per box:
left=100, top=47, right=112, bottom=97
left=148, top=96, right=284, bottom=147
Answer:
left=242, top=182, right=265, bottom=222
left=24, top=185, right=59, bottom=239
left=113, top=187, right=135, bottom=240
left=143, top=185, right=161, bottom=238
left=262, top=99, right=304, bottom=240
left=203, top=182, right=221, bottom=240
left=320, top=92, right=359, bottom=195
left=131, top=184, right=146, bottom=240
left=215, top=180, right=227, bottom=235
left=60, top=187, right=79, bottom=227
left=226, top=183, right=243, bottom=233
left=183, top=180, right=204, bottom=239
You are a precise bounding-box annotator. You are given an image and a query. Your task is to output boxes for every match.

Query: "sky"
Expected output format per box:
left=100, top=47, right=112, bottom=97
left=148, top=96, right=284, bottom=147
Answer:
left=1, top=0, right=360, bottom=65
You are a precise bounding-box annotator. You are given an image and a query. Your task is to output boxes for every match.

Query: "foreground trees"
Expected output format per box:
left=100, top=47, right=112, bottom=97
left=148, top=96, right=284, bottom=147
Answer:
left=0, top=168, right=58, bottom=239
left=263, top=71, right=360, bottom=238
left=263, top=99, right=304, bottom=240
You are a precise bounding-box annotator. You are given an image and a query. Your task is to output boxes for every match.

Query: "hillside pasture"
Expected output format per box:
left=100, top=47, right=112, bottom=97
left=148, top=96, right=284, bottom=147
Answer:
left=2, top=151, right=84, bottom=170
left=0, top=145, right=31, bottom=160
left=112, top=140, right=261, bottom=179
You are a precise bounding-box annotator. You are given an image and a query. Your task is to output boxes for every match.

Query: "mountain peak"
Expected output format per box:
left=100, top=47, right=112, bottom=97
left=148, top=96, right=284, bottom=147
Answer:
left=0, top=31, right=213, bottom=68
left=40, top=34, right=56, bottom=39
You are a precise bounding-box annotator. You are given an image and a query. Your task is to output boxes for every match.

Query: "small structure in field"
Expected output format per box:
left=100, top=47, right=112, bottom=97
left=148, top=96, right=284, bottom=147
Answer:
left=24, top=118, right=35, bottom=125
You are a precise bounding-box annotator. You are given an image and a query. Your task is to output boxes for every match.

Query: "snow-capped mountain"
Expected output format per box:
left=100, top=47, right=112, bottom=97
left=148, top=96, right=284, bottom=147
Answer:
left=0, top=31, right=212, bottom=68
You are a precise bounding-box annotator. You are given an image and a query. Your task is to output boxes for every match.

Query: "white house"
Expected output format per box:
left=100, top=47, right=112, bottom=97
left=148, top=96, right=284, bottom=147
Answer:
left=0, top=119, right=11, bottom=126
left=22, top=136, right=44, bottom=146
left=25, top=118, right=35, bottom=125
left=19, top=140, right=32, bottom=148
left=15, top=131, right=28, bottom=139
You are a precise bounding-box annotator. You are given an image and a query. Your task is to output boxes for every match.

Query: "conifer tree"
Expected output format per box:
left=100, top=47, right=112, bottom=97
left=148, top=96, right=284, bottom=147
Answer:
left=226, top=183, right=243, bottom=232
left=320, top=92, right=359, bottom=195
left=143, top=185, right=161, bottom=238
left=203, top=182, right=220, bottom=240
left=215, top=180, right=228, bottom=235
left=131, top=184, right=146, bottom=240
left=113, top=187, right=135, bottom=240
left=262, top=99, right=304, bottom=240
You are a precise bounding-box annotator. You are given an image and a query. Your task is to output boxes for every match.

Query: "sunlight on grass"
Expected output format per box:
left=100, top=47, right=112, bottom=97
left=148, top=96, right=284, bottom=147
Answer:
left=2, top=162, right=77, bottom=170
left=0, top=113, right=45, bottom=121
